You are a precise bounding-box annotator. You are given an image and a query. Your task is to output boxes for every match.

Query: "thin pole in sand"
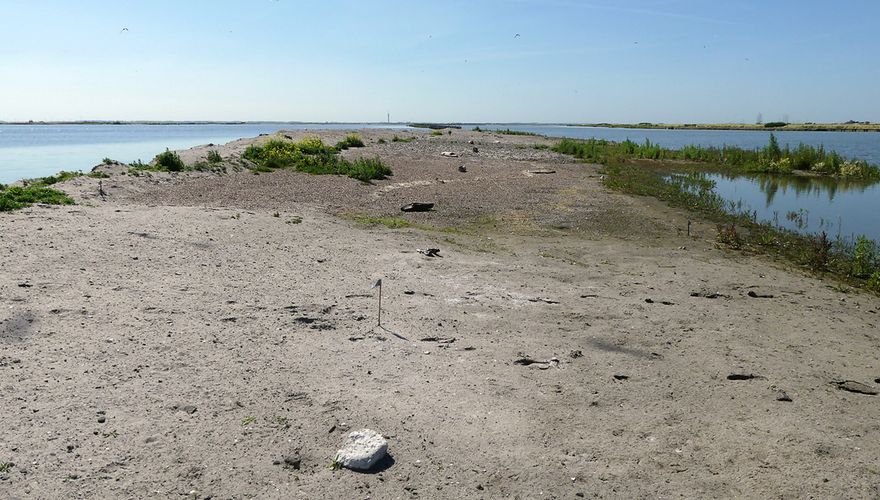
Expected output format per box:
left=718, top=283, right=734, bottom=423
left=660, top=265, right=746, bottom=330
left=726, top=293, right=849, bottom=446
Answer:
left=371, top=278, right=383, bottom=327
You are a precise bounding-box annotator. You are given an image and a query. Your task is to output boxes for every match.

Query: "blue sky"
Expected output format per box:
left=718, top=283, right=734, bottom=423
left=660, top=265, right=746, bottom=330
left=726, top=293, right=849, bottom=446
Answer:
left=1, top=0, right=878, bottom=123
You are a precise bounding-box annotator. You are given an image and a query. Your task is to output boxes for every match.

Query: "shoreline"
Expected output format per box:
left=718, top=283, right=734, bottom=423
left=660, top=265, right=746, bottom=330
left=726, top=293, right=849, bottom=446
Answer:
left=2, top=128, right=879, bottom=498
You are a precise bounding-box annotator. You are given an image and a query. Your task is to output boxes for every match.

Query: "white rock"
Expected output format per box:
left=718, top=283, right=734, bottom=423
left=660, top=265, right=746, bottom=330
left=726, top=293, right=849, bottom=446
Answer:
left=335, top=429, right=388, bottom=470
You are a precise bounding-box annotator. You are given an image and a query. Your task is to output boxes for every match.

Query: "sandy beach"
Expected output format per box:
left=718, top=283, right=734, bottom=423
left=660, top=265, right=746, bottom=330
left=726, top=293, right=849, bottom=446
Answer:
left=2, top=128, right=879, bottom=498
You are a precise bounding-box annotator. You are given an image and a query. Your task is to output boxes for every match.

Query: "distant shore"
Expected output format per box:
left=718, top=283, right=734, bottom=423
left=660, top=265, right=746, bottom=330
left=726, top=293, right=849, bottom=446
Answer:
left=4, top=121, right=878, bottom=132
left=571, top=122, right=880, bottom=132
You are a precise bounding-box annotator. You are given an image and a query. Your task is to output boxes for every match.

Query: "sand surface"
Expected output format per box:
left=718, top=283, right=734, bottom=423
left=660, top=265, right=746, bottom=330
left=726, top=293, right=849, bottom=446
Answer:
left=2, top=129, right=879, bottom=498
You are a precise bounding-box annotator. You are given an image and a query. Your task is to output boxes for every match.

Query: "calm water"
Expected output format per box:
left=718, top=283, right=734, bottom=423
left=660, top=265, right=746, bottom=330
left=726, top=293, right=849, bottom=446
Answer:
left=706, top=173, right=880, bottom=243
left=0, top=123, right=411, bottom=184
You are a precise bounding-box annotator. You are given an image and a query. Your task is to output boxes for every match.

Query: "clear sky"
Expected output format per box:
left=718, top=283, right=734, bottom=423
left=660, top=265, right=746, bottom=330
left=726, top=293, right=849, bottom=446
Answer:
left=1, top=0, right=878, bottom=123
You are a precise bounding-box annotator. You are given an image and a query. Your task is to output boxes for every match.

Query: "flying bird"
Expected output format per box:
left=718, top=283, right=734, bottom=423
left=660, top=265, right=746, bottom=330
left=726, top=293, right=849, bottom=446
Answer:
left=514, top=33, right=520, bottom=38
left=120, top=27, right=128, bottom=33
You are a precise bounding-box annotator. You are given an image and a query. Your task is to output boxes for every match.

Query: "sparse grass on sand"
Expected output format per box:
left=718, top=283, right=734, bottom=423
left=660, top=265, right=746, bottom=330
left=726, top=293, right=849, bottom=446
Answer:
left=243, top=136, right=390, bottom=182
left=0, top=184, right=74, bottom=211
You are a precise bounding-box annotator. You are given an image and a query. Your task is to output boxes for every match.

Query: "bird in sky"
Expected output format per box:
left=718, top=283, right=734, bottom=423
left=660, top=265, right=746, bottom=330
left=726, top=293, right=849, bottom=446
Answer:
left=514, top=33, right=520, bottom=38
left=120, top=27, right=128, bottom=33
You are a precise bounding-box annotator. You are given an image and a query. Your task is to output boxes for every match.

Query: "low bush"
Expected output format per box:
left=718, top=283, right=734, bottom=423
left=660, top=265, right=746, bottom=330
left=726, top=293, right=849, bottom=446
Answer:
left=335, top=134, right=365, bottom=149
left=0, top=185, right=75, bottom=211
left=154, top=149, right=185, bottom=171
left=243, top=136, right=391, bottom=182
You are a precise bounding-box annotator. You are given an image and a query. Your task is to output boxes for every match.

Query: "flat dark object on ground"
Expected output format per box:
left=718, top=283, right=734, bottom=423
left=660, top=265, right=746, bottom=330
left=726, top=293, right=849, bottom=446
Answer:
left=401, top=203, right=434, bottom=212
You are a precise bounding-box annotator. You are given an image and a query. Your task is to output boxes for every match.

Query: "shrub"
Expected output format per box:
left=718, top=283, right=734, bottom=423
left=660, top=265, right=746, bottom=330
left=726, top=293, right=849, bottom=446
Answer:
left=342, top=157, right=392, bottom=182
left=0, top=185, right=75, bottom=211
left=867, top=271, right=880, bottom=292
left=242, top=137, right=391, bottom=182
left=154, top=149, right=185, bottom=171
left=377, top=138, right=386, bottom=144
left=207, top=150, right=222, bottom=163
left=335, top=134, right=365, bottom=150
left=297, top=136, right=328, bottom=155
left=851, top=236, right=876, bottom=277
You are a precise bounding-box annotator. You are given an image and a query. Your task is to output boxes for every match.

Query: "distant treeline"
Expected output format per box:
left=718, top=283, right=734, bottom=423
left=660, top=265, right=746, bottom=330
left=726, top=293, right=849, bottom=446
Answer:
left=575, top=122, right=880, bottom=132
left=408, top=123, right=462, bottom=130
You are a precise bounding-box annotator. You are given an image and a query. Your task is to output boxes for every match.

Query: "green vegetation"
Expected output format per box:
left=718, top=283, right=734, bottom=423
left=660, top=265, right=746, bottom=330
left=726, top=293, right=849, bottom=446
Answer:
left=154, top=149, right=185, bottom=171
left=241, top=415, right=256, bottom=426
left=391, top=135, right=415, bottom=143
left=495, top=128, right=540, bottom=136
left=242, top=136, right=391, bottom=182
left=553, top=134, right=880, bottom=179
left=555, top=136, right=880, bottom=293
left=207, top=150, right=222, bottom=163
left=0, top=184, right=75, bottom=211
left=574, top=122, right=880, bottom=132
left=23, top=170, right=82, bottom=186
left=334, top=133, right=365, bottom=150
left=0, top=462, right=12, bottom=473
left=377, top=138, right=386, bottom=144
left=353, top=215, right=413, bottom=229
left=431, top=130, right=444, bottom=136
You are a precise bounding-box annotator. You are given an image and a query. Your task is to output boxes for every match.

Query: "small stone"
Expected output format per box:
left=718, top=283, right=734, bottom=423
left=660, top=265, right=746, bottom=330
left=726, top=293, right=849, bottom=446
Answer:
left=613, top=374, right=629, bottom=380
left=776, top=391, right=792, bottom=402
left=335, top=429, right=388, bottom=471
left=180, top=405, right=197, bottom=415
left=97, top=416, right=106, bottom=424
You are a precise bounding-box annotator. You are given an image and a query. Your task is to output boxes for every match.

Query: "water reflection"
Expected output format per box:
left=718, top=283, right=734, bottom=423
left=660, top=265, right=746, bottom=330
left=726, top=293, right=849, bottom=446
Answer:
left=711, top=172, right=877, bottom=205
left=704, top=172, right=880, bottom=242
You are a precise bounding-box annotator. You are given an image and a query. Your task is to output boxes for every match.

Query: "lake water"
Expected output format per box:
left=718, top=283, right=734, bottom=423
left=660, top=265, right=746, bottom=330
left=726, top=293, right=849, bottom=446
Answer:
left=0, top=123, right=412, bottom=184
left=3, top=122, right=879, bottom=241
left=705, top=173, right=880, bottom=243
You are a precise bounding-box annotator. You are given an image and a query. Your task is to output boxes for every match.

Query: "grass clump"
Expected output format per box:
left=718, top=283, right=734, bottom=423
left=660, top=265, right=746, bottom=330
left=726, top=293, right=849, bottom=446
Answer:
left=335, top=134, right=365, bottom=150
left=391, top=135, right=415, bottom=143
left=154, top=149, right=185, bottom=172
left=207, top=150, right=222, bottom=163
left=0, top=184, right=75, bottom=211
left=243, top=137, right=391, bottom=182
